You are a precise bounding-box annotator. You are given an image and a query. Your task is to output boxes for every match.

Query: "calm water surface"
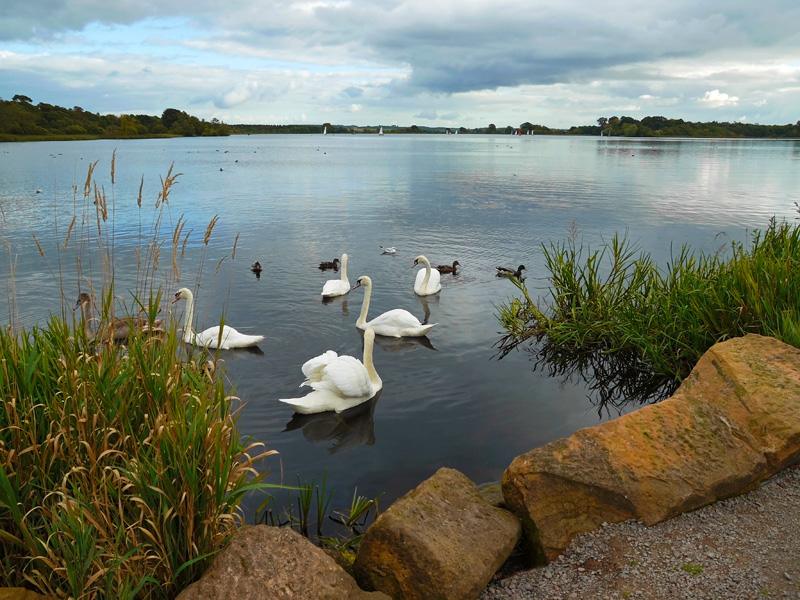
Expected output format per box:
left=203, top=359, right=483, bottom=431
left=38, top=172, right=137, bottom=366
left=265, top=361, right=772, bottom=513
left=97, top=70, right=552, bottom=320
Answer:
left=1, top=134, right=798, bottom=521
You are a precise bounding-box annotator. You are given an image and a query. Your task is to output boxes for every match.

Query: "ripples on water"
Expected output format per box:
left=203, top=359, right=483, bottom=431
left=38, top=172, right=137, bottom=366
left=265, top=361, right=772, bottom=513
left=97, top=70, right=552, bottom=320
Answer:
left=1, top=135, right=798, bottom=521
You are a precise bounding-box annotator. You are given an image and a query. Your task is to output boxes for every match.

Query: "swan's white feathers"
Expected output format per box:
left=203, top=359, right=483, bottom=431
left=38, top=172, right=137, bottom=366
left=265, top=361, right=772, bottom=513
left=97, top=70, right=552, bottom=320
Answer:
left=413, top=255, right=442, bottom=296
left=188, top=325, right=264, bottom=349
left=279, top=388, right=372, bottom=414
left=321, top=253, right=350, bottom=297
left=363, top=308, right=436, bottom=337
left=321, top=279, right=350, bottom=297
left=300, top=350, right=339, bottom=385
left=279, top=328, right=381, bottom=415
left=354, top=276, right=437, bottom=337
left=309, top=355, right=372, bottom=398
left=173, top=287, right=264, bottom=350
left=414, top=266, right=441, bottom=295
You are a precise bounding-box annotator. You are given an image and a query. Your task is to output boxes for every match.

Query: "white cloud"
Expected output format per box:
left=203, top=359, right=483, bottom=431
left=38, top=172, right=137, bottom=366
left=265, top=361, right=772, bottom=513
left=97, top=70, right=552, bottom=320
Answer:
left=1, top=0, right=799, bottom=127
left=699, top=89, right=740, bottom=108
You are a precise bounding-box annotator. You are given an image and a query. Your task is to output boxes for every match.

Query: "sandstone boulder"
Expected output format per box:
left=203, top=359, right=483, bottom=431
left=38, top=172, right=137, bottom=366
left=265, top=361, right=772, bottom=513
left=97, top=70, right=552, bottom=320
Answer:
left=353, top=467, right=521, bottom=600
left=176, top=525, right=389, bottom=600
left=0, top=589, right=52, bottom=600
left=502, top=334, right=800, bottom=563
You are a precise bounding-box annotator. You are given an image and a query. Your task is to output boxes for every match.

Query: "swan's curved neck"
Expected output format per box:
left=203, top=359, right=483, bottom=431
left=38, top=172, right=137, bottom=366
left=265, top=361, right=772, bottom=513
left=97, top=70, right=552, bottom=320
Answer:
left=340, top=254, right=349, bottom=284
left=182, top=291, right=196, bottom=342
left=356, top=280, right=371, bottom=327
left=419, top=257, right=431, bottom=288
left=363, top=332, right=381, bottom=387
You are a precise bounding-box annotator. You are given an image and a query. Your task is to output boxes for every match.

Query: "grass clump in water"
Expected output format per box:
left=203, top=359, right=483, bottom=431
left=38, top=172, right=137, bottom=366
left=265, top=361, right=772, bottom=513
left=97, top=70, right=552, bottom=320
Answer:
left=0, top=314, right=272, bottom=598
left=498, top=218, right=800, bottom=382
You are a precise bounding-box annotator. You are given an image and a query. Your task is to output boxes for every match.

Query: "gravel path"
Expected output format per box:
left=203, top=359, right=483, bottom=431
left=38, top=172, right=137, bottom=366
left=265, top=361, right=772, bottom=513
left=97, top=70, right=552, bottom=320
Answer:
left=481, top=465, right=800, bottom=600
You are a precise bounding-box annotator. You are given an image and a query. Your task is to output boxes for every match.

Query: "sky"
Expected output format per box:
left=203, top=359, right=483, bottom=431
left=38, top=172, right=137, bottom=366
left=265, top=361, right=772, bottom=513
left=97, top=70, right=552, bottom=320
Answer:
left=1, top=0, right=799, bottom=129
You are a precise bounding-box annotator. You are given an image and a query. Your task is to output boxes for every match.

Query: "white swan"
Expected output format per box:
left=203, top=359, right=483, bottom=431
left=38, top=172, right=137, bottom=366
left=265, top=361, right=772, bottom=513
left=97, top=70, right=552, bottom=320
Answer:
left=321, top=253, right=350, bottom=297
left=380, top=246, right=397, bottom=255
left=172, top=287, right=264, bottom=349
left=412, top=255, right=442, bottom=296
left=353, top=275, right=436, bottom=337
left=279, top=328, right=382, bottom=414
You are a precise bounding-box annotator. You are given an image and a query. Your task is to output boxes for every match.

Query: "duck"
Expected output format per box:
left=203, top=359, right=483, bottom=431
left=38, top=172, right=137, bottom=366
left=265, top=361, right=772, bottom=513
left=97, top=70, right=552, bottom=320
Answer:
left=318, top=258, right=340, bottom=271
left=250, top=261, right=263, bottom=273
left=74, top=292, right=164, bottom=342
left=436, top=260, right=460, bottom=274
left=353, top=275, right=436, bottom=337
left=321, top=253, right=350, bottom=297
left=380, top=246, right=397, bottom=255
left=412, top=255, right=442, bottom=296
left=496, top=264, right=526, bottom=278
left=278, top=328, right=381, bottom=414
left=172, top=287, right=264, bottom=349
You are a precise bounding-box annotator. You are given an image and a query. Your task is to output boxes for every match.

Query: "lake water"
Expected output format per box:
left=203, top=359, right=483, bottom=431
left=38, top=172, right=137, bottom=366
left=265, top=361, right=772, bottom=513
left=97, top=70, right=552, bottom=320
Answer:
left=1, top=134, right=798, bottom=524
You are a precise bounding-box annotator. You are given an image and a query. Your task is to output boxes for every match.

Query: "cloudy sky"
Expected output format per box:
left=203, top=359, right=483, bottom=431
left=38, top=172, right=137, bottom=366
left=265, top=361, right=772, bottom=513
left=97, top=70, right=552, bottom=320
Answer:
left=1, top=0, right=798, bottom=129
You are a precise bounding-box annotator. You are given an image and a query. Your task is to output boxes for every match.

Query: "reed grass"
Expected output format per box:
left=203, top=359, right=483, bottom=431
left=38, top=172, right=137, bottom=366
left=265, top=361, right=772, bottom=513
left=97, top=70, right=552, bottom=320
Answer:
left=498, top=218, right=800, bottom=382
left=0, top=156, right=276, bottom=598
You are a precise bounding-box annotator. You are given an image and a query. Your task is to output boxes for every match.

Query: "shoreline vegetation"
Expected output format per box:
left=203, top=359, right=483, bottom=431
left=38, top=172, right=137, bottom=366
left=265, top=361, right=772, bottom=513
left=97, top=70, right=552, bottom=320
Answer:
left=2, top=95, right=799, bottom=143
left=0, top=156, right=376, bottom=598
left=496, top=217, right=800, bottom=389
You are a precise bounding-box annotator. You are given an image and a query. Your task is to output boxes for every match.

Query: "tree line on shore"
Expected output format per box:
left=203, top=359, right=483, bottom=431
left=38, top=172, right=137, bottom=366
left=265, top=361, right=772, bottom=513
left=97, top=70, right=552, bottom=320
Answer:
left=0, top=95, right=230, bottom=141
left=1, top=94, right=798, bottom=141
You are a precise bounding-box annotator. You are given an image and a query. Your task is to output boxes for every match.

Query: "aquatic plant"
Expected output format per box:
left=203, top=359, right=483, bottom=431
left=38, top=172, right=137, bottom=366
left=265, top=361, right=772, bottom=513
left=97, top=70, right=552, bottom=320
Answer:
left=497, top=218, right=800, bottom=382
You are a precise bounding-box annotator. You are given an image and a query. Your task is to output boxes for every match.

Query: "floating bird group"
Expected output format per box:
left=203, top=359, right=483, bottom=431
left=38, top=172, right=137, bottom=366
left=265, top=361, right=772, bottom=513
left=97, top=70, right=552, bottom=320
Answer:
left=80, top=248, right=524, bottom=416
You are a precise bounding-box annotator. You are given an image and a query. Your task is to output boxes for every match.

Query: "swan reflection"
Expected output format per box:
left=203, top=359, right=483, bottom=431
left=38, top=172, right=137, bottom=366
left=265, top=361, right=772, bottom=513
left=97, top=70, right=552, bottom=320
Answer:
left=322, top=295, right=349, bottom=315
left=415, top=293, right=440, bottom=324
left=359, top=327, right=436, bottom=354
left=282, top=392, right=381, bottom=454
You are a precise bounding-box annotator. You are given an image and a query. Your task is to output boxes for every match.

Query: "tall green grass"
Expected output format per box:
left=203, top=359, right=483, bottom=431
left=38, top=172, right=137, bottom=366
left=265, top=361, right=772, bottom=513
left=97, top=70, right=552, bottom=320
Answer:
left=498, top=218, right=800, bottom=381
left=0, top=155, right=276, bottom=598
left=0, top=310, right=273, bottom=598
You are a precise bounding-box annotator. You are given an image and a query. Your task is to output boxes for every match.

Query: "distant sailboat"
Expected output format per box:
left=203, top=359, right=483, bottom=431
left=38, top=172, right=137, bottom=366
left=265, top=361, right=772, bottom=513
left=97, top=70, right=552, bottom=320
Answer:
left=323, top=125, right=327, bottom=135
left=378, top=126, right=384, bottom=135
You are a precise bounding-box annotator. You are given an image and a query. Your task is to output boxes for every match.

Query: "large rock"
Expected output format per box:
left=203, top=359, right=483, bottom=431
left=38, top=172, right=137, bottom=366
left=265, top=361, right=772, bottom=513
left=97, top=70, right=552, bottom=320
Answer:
left=353, top=467, right=521, bottom=600
left=0, top=590, right=52, bottom=600
left=176, top=525, right=389, bottom=600
left=503, top=334, right=800, bottom=563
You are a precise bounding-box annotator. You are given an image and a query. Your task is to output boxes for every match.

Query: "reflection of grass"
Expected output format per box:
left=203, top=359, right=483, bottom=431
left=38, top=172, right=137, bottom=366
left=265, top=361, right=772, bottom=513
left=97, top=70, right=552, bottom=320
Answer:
left=0, top=156, right=277, bottom=598
left=497, top=218, right=800, bottom=381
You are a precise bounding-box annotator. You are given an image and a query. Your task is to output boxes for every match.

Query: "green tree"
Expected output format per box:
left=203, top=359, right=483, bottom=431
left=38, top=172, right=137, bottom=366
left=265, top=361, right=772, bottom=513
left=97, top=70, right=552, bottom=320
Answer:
left=161, top=108, right=185, bottom=130
left=488, top=123, right=497, bottom=133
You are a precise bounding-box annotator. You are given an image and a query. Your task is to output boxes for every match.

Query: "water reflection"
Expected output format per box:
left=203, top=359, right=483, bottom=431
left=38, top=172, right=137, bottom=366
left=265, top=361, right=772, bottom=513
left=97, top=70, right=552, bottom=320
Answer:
left=414, top=293, right=439, bottom=324
left=282, top=392, right=381, bottom=454
left=496, top=335, right=678, bottom=417
left=321, top=295, right=350, bottom=316
left=362, top=328, right=437, bottom=354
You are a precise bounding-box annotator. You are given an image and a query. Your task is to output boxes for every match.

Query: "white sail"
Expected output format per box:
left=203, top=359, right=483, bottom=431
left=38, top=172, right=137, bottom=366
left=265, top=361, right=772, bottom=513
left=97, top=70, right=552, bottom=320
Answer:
left=378, top=127, right=384, bottom=135
left=323, top=126, right=327, bottom=135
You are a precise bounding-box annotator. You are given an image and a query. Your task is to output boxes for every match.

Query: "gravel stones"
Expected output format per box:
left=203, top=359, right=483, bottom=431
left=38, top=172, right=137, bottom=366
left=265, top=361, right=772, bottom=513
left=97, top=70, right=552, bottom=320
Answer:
left=482, top=466, right=800, bottom=600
